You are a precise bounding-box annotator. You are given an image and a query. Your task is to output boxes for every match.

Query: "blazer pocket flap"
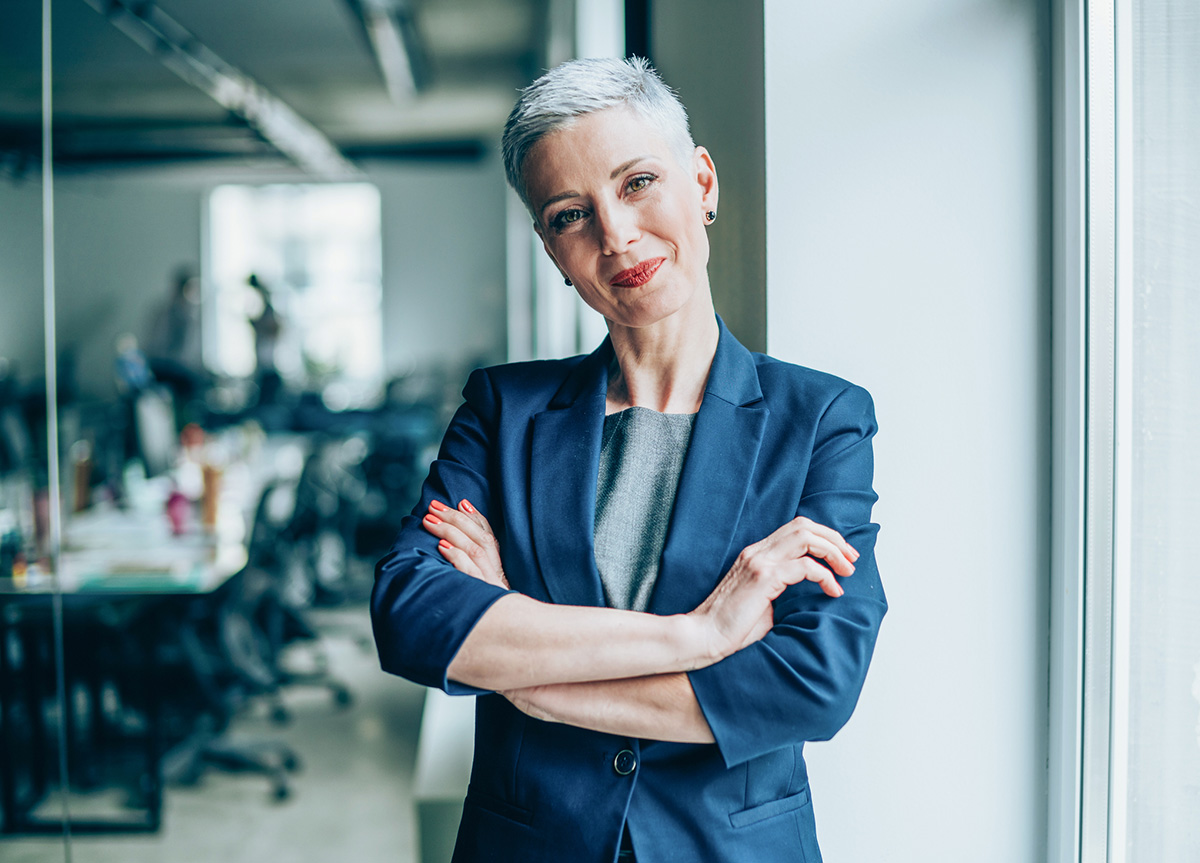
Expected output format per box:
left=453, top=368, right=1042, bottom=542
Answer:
left=729, top=787, right=811, bottom=829
left=464, top=785, right=533, bottom=826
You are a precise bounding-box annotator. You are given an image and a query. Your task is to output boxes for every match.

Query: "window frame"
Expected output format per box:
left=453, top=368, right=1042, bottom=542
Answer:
left=1049, top=0, right=1137, bottom=860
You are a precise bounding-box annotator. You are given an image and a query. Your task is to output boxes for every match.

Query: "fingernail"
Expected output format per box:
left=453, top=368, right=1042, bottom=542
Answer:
left=460, top=499, right=476, bottom=514
left=438, top=539, right=451, bottom=550
left=429, top=500, right=449, bottom=512
left=424, top=514, right=441, bottom=525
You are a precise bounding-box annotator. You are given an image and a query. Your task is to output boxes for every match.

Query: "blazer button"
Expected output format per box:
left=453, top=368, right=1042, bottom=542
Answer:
left=613, top=749, right=637, bottom=776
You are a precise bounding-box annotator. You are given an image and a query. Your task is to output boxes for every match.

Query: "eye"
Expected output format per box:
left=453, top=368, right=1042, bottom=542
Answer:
left=626, top=173, right=656, bottom=193
left=550, top=207, right=587, bottom=232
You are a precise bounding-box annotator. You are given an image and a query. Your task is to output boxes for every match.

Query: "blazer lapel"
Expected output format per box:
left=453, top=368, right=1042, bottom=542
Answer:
left=649, top=322, right=770, bottom=616
left=529, top=342, right=610, bottom=608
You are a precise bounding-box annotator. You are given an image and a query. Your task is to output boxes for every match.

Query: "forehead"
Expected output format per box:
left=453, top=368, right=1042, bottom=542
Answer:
left=524, top=105, right=678, bottom=203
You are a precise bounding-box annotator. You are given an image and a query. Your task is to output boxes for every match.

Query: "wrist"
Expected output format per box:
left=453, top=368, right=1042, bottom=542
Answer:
left=673, top=612, right=724, bottom=670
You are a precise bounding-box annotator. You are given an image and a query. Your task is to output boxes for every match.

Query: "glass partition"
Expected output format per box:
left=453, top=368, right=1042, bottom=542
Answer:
left=35, top=4, right=417, bottom=855
left=1, top=0, right=70, bottom=857
left=1, top=0, right=568, bottom=858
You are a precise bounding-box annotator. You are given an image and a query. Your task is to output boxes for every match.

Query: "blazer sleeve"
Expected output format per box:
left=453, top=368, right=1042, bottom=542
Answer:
left=370, top=367, right=515, bottom=695
left=686, top=384, right=887, bottom=768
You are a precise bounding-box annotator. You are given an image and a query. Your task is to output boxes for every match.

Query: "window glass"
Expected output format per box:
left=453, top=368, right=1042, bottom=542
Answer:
left=208, top=183, right=384, bottom=401
left=1127, top=0, right=1200, bottom=857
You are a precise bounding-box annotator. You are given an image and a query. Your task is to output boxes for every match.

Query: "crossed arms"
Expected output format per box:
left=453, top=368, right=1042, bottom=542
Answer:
left=423, top=499, right=857, bottom=743
left=371, top=370, right=886, bottom=765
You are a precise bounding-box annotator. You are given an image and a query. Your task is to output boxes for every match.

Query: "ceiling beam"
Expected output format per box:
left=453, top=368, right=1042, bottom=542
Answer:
left=79, top=0, right=359, bottom=179
left=343, top=0, right=432, bottom=103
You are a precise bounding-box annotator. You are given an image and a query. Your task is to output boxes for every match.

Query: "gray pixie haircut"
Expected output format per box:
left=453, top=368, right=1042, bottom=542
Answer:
left=502, top=56, right=695, bottom=212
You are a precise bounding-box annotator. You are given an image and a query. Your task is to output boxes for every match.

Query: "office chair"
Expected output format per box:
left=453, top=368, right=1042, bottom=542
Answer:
left=244, top=479, right=353, bottom=723
left=163, top=566, right=301, bottom=803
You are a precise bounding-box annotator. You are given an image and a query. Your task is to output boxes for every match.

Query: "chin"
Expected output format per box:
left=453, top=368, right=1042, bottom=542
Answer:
left=606, top=296, right=693, bottom=331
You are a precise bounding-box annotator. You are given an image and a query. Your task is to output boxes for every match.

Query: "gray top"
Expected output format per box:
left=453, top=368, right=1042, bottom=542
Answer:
left=594, top=407, right=697, bottom=612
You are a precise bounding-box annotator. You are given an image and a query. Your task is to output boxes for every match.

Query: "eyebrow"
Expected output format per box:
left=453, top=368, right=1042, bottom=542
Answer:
left=538, top=156, right=655, bottom=217
left=610, top=156, right=650, bottom=180
left=539, top=191, right=579, bottom=217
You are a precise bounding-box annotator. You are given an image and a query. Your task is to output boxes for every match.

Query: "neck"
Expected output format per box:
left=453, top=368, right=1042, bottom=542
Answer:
left=605, top=297, right=720, bottom=414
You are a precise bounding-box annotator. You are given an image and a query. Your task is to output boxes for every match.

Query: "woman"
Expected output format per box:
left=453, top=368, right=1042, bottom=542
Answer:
left=372, top=57, right=886, bottom=863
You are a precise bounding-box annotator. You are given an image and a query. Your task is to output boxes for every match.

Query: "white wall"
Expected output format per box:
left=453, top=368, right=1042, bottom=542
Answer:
left=764, top=2, right=1051, bottom=861
left=0, top=156, right=509, bottom=399
left=371, top=157, right=508, bottom=374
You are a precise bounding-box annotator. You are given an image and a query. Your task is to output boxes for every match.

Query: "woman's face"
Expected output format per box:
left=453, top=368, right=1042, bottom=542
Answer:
left=524, top=105, right=719, bottom=330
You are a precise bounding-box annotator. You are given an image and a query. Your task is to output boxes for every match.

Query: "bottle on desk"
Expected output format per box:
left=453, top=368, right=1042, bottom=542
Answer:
left=201, top=463, right=222, bottom=532
left=70, top=440, right=94, bottom=513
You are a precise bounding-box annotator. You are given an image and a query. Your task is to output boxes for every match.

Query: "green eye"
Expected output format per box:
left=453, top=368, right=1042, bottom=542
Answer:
left=551, top=208, right=585, bottom=231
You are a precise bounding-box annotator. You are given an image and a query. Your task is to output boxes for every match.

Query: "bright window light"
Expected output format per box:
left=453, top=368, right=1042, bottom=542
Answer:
left=207, top=183, right=383, bottom=394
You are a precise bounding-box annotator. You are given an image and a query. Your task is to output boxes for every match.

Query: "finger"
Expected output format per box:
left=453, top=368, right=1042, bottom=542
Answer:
left=456, top=499, right=499, bottom=547
left=793, top=556, right=844, bottom=598
left=764, top=525, right=855, bottom=578
left=458, top=497, right=489, bottom=527
left=799, top=532, right=856, bottom=577
left=423, top=511, right=485, bottom=560
left=429, top=500, right=494, bottom=551
left=451, top=499, right=504, bottom=573
left=435, top=538, right=484, bottom=580
left=796, top=516, right=859, bottom=563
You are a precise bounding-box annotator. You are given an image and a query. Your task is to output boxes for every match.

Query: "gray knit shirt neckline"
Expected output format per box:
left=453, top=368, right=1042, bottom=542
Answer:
left=594, top=406, right=697, bottom=612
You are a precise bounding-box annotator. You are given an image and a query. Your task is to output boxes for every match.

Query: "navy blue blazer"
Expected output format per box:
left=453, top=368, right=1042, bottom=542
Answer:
left=372, top=319, right=886, bottom=863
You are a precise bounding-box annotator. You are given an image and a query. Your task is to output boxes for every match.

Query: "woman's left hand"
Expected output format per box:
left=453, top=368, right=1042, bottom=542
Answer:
left=421, top=499, right=510, bottom=590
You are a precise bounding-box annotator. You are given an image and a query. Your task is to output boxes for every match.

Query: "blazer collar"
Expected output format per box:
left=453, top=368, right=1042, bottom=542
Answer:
left=649, top=321, right=769, bottom=615
left=544, top=316, right=764, bottom=409
left=529, top=317, right=769, bottom=611
left=529, top=341, right=609, bottom=607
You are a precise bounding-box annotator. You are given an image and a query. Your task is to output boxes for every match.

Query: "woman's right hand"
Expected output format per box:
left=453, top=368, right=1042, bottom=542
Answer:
left=421, top=498, right=510, bottom=590
left=689, top=517, right=859, bottom=661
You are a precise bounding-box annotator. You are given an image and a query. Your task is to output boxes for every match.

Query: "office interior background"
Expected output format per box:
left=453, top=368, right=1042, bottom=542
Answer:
left=1, top=0, right=1196, bottom=861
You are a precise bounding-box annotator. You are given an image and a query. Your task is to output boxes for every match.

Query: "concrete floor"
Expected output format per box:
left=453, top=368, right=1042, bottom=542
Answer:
left=3, top=605, right=428, bottom=863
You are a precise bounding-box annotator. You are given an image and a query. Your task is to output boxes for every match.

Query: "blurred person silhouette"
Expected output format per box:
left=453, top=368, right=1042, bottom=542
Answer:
left=247, top=273, right=283, bottom=404
left=113, top=332, right=153, bottom=397
left=146, top=265, right=205, bottom=409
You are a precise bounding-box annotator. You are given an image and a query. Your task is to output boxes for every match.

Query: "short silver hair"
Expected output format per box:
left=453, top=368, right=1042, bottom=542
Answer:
left=502, top=56, right=695, bottom=212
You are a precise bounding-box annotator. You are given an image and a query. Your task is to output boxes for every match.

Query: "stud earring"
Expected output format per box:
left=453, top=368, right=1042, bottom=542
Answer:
left=564, top=277, right=572, bottom=286
left=705, top=210, right=717, bottom=225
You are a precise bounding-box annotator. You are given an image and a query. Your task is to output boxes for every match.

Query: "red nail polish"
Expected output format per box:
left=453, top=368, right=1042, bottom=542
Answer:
left=460, top=499, right=476, bottom=514
left=424, top=514, right=441, bottom=525
left=438, top=539, right=451, bottom=550
left=429, top=500, right=448, bottom=512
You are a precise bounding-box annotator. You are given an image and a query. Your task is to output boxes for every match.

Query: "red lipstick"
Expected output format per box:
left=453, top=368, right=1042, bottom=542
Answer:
left=611, top=257, right=665, bottom=287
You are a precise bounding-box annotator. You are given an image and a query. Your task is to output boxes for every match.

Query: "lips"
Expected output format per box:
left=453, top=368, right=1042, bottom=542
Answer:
left=610, top=257, right=665, bottom=287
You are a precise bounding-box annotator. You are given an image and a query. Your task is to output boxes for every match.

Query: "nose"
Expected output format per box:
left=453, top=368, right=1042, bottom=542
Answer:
left=595, top=200, right=639, bottom=255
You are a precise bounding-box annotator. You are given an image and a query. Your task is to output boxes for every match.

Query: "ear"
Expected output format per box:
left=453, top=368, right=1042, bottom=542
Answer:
left=692, top=146, right=719, bottom=215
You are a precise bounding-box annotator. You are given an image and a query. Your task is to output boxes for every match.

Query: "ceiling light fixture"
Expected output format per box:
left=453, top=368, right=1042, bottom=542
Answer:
left=345, top=0, right=430, bottom=104
left=81, top=0, right=359, bottom=179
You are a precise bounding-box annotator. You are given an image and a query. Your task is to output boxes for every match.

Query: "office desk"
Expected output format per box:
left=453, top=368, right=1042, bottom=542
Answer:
left=0, top=438, right=303, bottom=835
left=0, top=515, right=248, bottom=834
